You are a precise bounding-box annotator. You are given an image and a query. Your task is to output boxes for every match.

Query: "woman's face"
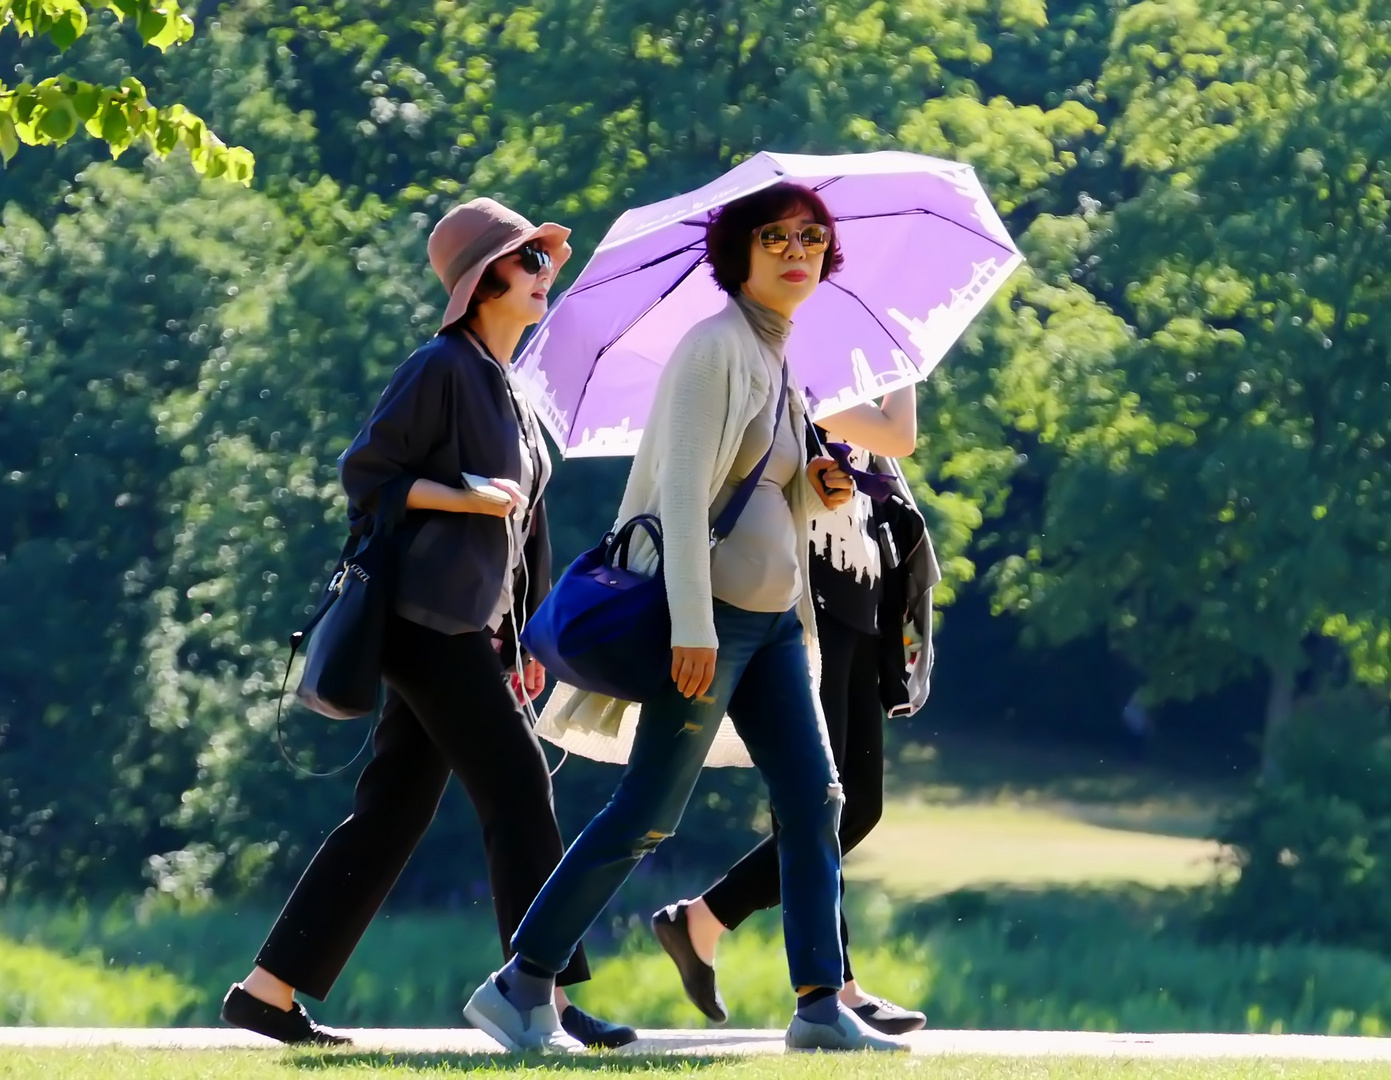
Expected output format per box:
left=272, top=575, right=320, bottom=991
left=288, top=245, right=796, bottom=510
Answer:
left=741, top=207, right=828, bottom=317
left=479, top=243, right=556, bottom=327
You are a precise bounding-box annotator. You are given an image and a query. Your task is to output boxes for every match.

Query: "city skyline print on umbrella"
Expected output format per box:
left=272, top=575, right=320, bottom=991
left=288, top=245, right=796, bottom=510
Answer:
left=512, top=150, right=1023, bottom=457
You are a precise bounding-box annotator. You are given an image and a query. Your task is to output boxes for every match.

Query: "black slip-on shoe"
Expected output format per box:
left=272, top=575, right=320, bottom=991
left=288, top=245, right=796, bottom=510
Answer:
left=650, top=902, right=727, bottom=1023
left=561, top=1004, right=638, bottom=1048
left=221, top=984, right=352, bottom=1046
left=851, top=996, right=927, bottom=1035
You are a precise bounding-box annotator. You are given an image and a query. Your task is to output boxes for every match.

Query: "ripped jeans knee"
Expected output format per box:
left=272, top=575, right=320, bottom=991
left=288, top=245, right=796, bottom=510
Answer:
left=776, top=777, right=844, bottom=836
left=631, top=827, right=673, bottom=860
left=822, top=780, right=846, bottom=831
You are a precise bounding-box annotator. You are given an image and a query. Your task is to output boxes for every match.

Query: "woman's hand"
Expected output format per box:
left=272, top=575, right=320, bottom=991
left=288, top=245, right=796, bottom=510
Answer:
left=512, top=658, right=546, bottom=702
left=671, top=646, right=717, bottom=700
left=806, top=456, right=854, bottom=510
left=472, top=477, right=525, bottom=518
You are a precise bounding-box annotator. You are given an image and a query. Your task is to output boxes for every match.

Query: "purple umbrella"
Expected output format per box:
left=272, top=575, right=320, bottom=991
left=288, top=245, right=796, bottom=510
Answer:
left=513, top=150, right=1022, bottom=457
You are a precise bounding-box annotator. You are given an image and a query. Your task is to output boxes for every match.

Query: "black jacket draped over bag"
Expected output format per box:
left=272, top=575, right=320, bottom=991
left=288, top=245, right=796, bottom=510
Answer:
left=868, top=455, right=939, bottom=718
left=338, top=328, right=551, bottom=647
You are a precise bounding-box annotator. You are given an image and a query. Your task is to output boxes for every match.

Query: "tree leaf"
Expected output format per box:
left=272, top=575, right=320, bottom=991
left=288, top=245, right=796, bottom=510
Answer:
left=120, top=76, right=149, bottom=102
left=134, top=7, right=166, bottom=41
left=100, top=104, right=131, bottom=152
left=47, top=7, right=88, bottom=51
left=35, top=97, right=79, bottom=143
left=152, top=115, right=180, bottom=155
left=70, top=82, right=102, bottom=122
left=0, top=112, right=19, bottom=165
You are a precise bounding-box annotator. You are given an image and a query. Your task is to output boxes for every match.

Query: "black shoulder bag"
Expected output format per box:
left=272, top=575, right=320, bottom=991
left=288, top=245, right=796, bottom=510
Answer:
left=274, top=477, right=411, bottom=776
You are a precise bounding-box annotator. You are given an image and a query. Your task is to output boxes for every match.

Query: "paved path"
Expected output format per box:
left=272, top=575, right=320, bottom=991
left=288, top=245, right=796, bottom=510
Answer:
left=2, top=1028, right=1391, bottom=1060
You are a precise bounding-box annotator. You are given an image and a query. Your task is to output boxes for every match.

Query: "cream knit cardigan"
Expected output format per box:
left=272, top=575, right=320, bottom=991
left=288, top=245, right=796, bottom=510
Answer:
left=535, top=298, right=823, bottom=767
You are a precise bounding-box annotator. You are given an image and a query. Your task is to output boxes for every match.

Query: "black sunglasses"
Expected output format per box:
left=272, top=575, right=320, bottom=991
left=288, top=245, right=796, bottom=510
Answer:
left=516, top=243, right=553, bottom=275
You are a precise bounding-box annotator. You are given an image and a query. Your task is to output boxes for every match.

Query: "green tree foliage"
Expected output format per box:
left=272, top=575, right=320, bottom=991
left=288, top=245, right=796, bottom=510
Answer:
left=2, top=0, right=1385, bottom=913
left=989, top=0, right=1391, bottom=770
left=0, top=0, right=253, bottom=179
left=1208, top=690, right=1391, bottom=950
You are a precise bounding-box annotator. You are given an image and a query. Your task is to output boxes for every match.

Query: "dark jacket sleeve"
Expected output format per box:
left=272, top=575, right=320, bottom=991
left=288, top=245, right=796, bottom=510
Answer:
left=338, top=347, right=446, bottom=526
left=524, top=497, right=553, bottom=618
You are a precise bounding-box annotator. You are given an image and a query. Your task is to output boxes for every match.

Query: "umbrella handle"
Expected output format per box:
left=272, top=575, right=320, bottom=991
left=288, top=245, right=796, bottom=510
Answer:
left=805, top=410, right=830, bottom=459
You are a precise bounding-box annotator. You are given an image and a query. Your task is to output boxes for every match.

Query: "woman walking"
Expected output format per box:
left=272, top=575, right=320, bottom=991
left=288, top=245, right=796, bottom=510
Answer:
left=464, top=183, right=911, bottom=1054
left=220, top=197, right=633, bottom=1050
left=651, top=386, right=935, bottom=1034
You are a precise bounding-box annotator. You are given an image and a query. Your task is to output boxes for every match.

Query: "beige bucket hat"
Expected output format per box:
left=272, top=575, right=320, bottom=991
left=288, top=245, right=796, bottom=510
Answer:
left=428, top=197, right=572, bottom=331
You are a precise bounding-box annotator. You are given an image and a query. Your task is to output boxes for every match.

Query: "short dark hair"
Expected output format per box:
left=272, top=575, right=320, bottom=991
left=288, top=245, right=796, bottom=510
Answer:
left=705, top=182, right=844, bottom=296
left=460, top=258, right=509, bottom=327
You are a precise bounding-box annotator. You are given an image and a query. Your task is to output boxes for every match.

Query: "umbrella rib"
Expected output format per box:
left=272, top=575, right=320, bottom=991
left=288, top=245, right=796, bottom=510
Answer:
left=824, top=279, right=918, bottom=370
left=569, top=251, right=709, bottom=436
left=831, top=208, right=1015, bottom=257
left=566, top=241, right=706, bottom=298
left=592, top=251, right=707, bottom=363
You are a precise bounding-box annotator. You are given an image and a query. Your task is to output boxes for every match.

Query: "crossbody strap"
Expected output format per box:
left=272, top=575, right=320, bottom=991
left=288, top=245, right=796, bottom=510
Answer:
left=710, top=358, right=790, bottom=548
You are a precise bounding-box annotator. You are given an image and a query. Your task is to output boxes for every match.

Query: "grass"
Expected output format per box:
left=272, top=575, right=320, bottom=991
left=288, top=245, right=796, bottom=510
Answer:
left=844, top=801, right=1221, bottom=895
left=13, top=733, right=1363, bottom=1035
left=2, top=1052, right=1391, bottom=1080
left=574, top=886, right=1391, bottom=1033
left=0, top=938, right=196, bottom=1026
left=839, top=735, right=1231, bottom=896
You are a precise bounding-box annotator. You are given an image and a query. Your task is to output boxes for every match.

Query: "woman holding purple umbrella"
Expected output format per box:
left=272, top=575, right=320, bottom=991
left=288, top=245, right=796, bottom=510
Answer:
left=650, top=386, right=939, bottom=1035
left=464, top=183, right=910, bottom=1053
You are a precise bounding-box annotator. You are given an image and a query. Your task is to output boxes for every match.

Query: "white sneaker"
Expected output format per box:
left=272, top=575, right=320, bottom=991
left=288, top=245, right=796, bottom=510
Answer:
left=463, top=973, right=584, bottom=1053
left=785, top=1005, right=913, bottom=1052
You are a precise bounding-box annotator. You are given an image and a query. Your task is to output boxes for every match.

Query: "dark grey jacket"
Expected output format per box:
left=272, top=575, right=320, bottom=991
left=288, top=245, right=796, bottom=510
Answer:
left=338, top=329, right=551, bottom=639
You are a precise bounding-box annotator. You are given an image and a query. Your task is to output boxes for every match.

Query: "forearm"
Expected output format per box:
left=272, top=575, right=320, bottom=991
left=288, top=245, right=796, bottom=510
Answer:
left=406, top=477, right=497, bottom=515
left=820, top=385, right=918, bottom=457
left=661, top=480, right=718, bottom=650
left=656, top=346, right=726, bottom=650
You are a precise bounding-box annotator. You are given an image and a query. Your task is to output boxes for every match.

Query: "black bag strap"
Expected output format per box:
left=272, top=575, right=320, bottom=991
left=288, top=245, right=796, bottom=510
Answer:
left=710, top=359, right=789, bottom=548
left=273, top=647, right=378, bottom=778
left=270, top=473, right=414, bottom=779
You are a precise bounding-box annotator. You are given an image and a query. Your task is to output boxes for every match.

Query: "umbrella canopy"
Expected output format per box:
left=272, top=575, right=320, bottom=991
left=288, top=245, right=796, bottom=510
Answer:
left=514, top=150, right=1022, bottom=457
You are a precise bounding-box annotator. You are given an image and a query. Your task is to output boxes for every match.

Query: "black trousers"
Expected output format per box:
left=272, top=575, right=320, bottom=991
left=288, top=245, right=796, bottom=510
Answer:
left=702, top=609, right=883, bottom=982
left=256, top=614, right=590, bottom=999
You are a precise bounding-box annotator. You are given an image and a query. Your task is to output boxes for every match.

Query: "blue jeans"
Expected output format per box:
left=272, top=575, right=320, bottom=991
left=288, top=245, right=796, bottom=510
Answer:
left=511, top=602, right=846, bottom=990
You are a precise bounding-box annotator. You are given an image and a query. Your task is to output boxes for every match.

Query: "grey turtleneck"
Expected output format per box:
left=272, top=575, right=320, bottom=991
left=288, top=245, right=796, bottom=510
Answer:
left=734, top=290, right=793, bottom=347
left=708, top=292, right=805, bottom=613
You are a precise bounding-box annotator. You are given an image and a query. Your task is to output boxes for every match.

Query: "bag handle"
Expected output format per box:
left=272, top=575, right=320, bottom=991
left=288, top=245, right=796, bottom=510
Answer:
left=610, top=513, right=664, bottom=570
left=710, top=359, right=789, bottom=548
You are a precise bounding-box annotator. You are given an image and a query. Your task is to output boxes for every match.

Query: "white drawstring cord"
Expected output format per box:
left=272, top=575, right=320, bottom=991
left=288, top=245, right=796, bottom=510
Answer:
left=507, top=508, right=539, bottom=730
left=506, top=471, right=567, bottom=779
left=501, top=381, right=567, bottom=778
